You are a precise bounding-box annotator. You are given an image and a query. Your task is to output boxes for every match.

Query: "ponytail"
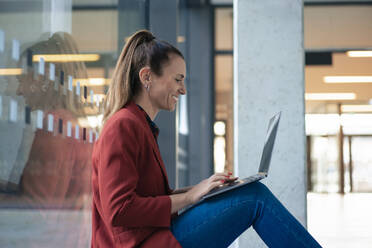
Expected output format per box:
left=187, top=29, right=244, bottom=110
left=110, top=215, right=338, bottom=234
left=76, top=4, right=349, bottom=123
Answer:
left=102, top=30, right=154, bottom=125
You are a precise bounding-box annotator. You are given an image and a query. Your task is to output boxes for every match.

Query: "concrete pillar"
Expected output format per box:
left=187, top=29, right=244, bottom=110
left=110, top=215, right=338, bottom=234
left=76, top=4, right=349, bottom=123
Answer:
left=233, top=0, right=306, bottom=247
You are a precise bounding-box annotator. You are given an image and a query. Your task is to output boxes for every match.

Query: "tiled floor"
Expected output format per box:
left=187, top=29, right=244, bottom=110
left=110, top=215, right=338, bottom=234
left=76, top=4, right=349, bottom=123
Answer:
left=307, top=192, right=372, bottom=248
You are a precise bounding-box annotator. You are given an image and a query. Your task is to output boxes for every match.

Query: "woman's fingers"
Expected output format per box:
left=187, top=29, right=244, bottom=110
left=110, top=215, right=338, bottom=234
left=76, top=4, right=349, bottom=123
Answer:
left=195, top=175, right=239, bottom=200
left=209, top=176, right=226, bottom=184
left=224, top=176, right=239, bottom=182
left=194, top=173, right=237, bottom=197
left=209, top=174, right=223, bottom=181
left=210, top=173, right=236, bottom=181
left=209, top=181, right=223, bottom=191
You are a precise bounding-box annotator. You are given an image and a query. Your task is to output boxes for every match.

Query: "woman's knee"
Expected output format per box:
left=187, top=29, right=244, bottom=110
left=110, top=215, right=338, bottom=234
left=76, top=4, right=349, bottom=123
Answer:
left=248, top=181, right=272, bottom=199
left=214, top=181, right=273, bottom=205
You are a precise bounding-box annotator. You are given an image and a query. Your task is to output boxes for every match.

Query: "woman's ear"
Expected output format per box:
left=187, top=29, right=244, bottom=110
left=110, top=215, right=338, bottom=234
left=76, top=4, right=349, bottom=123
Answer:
left=138, top=66, right=152, bottom=87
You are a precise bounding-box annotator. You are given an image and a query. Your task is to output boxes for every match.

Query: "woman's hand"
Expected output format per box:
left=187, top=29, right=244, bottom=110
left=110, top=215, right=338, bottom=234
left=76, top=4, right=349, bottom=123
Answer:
left=171, top=185, right=194, bottom=195
left=185, top=172, right=238, bottom=204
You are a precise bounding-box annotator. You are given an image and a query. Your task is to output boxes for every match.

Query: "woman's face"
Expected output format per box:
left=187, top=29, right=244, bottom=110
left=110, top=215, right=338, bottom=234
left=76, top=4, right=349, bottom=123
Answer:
left=16, top=71, right=56, bottom=110
left=149, top=53, right=186, bottom=112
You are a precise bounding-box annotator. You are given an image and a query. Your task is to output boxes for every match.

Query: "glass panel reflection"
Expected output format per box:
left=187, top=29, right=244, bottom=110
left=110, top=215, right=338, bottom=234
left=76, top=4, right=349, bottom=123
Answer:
left=0, top=2, right=115, bottom=246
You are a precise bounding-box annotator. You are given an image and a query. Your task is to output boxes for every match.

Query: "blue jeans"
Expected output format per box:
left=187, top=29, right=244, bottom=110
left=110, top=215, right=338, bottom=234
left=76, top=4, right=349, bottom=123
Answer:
left=170, top=182, right=322, bottom=248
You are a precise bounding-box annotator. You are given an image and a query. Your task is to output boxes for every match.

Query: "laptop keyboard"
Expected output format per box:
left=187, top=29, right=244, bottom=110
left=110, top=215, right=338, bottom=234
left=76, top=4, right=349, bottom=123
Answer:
left=205, top=174, right=265, bottom=197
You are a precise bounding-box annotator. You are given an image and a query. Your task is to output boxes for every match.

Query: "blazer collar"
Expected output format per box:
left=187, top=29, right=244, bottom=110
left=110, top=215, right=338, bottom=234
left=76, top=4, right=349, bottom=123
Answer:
left=125, top=101, right=172, bottom=193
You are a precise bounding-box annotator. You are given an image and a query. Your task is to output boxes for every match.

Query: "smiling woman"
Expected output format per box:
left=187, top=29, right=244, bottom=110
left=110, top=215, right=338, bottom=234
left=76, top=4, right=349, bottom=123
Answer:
left=102, top=30, right=186, bottom=125
left=92, top=30, right=189, bottom=247
left=91, top=30, right=322, bottom=248
left=134, top=53, right=186, bottom=117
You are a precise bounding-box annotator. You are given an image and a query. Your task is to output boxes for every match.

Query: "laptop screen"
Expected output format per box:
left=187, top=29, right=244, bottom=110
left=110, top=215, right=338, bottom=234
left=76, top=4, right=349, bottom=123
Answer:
left=258, top=112, right=281, bottom=174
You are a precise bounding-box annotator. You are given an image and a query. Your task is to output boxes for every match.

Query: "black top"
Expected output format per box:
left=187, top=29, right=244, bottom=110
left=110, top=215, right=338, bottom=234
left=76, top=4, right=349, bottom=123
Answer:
left=136, top=104, right=159, bottom=141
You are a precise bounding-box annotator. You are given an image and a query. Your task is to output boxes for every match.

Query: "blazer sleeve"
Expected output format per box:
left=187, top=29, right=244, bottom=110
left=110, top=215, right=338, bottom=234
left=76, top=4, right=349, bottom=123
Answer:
left=98, top=118, right=172, bottom=228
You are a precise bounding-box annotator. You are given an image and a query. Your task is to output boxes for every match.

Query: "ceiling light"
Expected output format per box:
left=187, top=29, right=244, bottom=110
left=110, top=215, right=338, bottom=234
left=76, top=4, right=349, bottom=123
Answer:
left=341, top=105, right=372, bottom=112
left=33, top=54, right=100, bottom=62
left=324, top=76, right=372, bottom=83
left=73, top=78, right=109, bottom=86
left=177, top=36, right=186, bottom=43
left=0, top=68, right=23, bottom=75
left=347, top=51, right=372, bottom=57
left=214, top=121, right=226, bottom=136
left=305, top=93, right=356, bottom=101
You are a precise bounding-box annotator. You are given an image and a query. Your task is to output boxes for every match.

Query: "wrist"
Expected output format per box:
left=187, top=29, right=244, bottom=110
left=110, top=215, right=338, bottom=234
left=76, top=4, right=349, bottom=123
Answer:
left=184, top=191, right=193, bottom=205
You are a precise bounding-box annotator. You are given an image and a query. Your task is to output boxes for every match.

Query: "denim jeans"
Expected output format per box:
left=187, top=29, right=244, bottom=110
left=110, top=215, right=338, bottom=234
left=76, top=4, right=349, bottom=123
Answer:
left=170, top=182, right=322, bottom=248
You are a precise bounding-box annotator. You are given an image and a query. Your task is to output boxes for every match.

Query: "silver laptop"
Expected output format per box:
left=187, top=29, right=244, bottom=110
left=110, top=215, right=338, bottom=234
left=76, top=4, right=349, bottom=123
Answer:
left=180, top=112, right=281, bottom=213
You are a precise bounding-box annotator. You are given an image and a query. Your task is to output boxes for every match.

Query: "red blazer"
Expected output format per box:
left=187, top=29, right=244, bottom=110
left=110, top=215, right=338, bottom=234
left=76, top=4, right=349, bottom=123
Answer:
left=91, top=102, right=182, bottom=248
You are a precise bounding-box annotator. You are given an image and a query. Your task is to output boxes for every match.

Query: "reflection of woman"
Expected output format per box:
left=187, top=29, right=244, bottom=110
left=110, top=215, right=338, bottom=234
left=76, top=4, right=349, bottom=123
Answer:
left=92, top=30, right=322, bottom=247
left=11, top=32, right=93, bottom=209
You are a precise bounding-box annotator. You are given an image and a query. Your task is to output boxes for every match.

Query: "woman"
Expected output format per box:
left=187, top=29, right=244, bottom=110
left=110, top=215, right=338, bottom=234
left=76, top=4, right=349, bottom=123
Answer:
left=14, top=32, right=92, bottom=210
left=91, top=30, right=322, bottom=248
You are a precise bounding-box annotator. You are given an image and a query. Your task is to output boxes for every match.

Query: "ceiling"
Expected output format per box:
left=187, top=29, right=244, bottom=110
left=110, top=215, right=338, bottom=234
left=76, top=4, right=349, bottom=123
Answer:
left=304, top=5, right=372, bottom=113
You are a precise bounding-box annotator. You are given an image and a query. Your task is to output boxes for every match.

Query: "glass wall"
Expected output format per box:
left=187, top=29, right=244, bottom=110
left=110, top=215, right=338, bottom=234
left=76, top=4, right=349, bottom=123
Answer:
left=0, top=0, right=199, bottom=245
left=213, top=7, right=233, bottom=174
left=307, top=116, right=372, bottom=193
left=0, top=1, right=118, bottom=246
left=304, top=5, right=372, bottom=194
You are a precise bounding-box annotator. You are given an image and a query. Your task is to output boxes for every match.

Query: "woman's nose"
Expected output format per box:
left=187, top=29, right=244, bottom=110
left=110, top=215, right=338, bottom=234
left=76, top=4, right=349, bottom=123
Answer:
left=179, top=83, right=186, bottom=95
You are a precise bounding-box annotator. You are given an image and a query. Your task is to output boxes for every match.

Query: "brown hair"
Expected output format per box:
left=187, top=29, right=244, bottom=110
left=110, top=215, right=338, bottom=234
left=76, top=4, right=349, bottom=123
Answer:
left=15, top=32, right=88, bottom=116
left=102, top=29, right=184, bottom=125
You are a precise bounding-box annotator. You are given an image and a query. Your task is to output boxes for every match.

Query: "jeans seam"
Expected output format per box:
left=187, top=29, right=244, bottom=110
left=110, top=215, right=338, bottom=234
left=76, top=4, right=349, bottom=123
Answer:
left=258, top=199, right=315, bottom=248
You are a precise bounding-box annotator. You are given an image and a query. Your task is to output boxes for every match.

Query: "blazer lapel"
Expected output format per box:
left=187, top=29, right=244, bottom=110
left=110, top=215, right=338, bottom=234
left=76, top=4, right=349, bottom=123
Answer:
left=126, top=102, right=172, bottom=192
left=150, top=139, right=172, bottom=192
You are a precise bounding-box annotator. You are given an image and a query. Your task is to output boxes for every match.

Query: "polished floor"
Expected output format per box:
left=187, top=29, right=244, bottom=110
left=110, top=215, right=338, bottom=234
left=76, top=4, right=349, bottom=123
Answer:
left=307, top=192, right=372, bottom=248
left=1, top=193, right=371, bottom=247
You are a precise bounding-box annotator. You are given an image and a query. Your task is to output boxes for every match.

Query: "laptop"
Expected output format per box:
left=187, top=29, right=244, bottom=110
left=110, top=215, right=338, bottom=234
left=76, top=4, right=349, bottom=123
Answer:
left=179, top=111, right=281, bottom=214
